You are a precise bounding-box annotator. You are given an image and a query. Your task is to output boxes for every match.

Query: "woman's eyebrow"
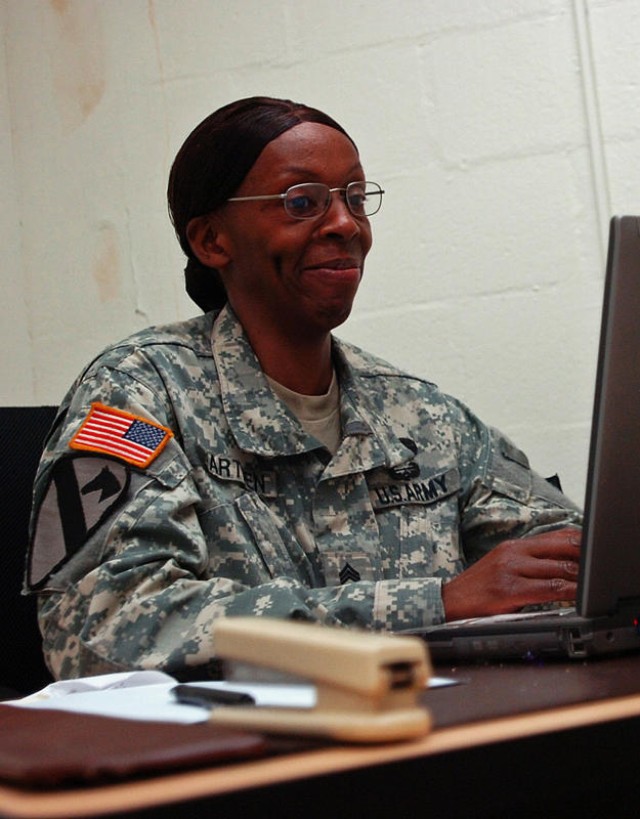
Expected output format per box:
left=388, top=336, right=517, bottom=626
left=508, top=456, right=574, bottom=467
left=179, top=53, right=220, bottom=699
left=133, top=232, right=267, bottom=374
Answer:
left=277, top=162, right=365, bottom=180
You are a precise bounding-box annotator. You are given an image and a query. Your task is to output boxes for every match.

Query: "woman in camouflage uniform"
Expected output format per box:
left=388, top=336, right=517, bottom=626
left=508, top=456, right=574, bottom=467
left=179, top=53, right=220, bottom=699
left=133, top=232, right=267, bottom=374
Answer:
left=27, top=97, right=581, bottom=679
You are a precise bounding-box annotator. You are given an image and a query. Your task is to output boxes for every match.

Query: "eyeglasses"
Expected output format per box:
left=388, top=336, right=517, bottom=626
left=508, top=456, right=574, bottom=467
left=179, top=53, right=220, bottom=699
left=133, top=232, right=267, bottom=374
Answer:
left=227, top=181, right=384, bottom=220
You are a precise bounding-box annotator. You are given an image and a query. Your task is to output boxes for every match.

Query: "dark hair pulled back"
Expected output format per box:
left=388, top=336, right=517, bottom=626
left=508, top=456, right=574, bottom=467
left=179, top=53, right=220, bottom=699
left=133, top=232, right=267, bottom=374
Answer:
left=167, top=96, right=355, bottom=312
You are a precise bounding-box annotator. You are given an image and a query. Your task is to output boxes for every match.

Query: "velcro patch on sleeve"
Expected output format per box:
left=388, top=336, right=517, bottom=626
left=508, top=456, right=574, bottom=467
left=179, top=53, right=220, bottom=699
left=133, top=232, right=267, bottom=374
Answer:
left=499, top=438, right=530, bottom=470
left=69, top=403, right=173, bottom=468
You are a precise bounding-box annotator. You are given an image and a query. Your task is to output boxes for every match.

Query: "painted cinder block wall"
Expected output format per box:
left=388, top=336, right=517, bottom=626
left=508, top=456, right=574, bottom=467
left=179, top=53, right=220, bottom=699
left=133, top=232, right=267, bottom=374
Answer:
left=2, top=0, right=639, bottom=505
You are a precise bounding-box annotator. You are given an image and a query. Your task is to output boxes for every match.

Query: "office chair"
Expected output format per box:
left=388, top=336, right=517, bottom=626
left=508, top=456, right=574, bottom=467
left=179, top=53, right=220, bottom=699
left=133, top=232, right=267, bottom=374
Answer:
left=0, top=405, right=58, bottom=699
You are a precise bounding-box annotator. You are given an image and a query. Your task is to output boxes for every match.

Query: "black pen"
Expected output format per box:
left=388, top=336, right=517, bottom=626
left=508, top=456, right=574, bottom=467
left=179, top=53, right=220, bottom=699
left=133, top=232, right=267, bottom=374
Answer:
left=172, top=684, right=256, bottom=709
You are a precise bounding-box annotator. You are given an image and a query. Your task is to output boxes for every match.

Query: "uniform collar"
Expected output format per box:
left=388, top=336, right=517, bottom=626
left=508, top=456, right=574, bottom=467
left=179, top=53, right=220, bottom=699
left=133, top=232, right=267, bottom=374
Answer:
left=328, top=341, right=418, bottom=478
left=211, top=305, right=418, bottom=472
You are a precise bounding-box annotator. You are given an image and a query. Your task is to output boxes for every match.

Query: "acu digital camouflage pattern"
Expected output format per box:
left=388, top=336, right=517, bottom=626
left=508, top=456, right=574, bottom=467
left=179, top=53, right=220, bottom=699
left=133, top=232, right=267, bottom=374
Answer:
left=27, top=305, right=582, bottom=680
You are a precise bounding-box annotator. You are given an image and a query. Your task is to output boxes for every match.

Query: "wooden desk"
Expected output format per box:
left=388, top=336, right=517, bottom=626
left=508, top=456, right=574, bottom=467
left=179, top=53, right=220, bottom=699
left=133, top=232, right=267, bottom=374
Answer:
left=2, top=656, right=640, bottom=819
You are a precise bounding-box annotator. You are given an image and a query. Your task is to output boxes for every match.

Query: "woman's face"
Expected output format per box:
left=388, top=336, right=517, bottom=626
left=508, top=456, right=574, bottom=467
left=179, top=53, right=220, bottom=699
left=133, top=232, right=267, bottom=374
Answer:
left=209, top=122, right=373, bottom=341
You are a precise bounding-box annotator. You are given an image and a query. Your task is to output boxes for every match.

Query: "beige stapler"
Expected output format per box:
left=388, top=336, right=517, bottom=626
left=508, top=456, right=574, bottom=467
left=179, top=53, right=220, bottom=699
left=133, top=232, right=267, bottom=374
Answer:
left=208, top=618, right=432, bottom=743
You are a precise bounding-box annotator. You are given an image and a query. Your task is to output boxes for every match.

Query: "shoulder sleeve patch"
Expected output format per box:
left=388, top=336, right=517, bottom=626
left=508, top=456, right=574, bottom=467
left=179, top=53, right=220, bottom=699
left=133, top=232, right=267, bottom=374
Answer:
left=28, top=455, right=130, bottom=589
left=69, top=403, right=173, bottom=468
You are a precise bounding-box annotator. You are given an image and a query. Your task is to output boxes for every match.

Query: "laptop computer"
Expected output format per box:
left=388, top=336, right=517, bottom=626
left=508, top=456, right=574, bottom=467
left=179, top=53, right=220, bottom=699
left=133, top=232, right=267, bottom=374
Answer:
left=408, top=215, right=640, bottom=662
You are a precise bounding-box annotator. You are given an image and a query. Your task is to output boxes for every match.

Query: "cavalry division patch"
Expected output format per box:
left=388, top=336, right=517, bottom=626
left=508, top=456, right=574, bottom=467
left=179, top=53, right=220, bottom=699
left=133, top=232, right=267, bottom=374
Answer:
left=28, top=456, right=130, bottom=589
left=69, top=403, right=173, bottom=468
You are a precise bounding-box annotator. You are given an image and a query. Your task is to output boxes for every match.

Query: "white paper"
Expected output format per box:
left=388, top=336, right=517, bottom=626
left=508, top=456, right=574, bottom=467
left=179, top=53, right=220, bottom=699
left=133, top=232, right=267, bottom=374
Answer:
left=15, top=670, right=174, bottom=701
left=6, top=673, right=316, bottom=723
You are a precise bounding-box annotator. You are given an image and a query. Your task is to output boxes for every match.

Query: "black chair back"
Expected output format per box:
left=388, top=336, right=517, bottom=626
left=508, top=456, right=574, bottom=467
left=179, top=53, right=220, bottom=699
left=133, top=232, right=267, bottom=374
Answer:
left=0, top=406, right=57, bottom=698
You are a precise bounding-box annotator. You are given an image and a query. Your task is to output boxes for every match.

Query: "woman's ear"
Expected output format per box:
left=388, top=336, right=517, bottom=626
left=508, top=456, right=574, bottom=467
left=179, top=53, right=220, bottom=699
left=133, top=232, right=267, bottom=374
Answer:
left=186, top=215, right=231, bottom=270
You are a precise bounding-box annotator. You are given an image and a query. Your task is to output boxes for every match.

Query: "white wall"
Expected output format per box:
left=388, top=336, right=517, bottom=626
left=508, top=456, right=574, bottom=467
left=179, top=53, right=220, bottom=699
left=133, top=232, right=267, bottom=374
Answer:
left=2, top=0, right=639, bottom=505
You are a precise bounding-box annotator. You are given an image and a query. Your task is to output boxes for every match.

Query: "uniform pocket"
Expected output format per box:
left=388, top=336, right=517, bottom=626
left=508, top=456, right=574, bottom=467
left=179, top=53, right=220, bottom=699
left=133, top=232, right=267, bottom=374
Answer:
left=369, top=467, right=465, bottom=579
left=200, top=492, right=312, bottom=586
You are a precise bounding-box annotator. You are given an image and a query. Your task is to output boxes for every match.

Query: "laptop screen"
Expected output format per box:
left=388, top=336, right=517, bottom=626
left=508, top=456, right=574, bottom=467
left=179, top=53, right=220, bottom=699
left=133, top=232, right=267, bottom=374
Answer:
left=579, top=216, right=640, bottom=617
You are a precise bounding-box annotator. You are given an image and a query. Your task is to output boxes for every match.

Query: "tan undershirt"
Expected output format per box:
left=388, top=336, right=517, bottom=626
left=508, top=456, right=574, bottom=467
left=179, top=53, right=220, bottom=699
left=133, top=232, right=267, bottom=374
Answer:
left=267, top=371, right=341, bottom=456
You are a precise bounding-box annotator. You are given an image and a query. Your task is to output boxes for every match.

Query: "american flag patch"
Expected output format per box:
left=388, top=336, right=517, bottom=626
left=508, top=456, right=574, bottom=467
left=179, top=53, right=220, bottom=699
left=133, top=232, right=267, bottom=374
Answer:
left=69, top=403, right=173, bottom=468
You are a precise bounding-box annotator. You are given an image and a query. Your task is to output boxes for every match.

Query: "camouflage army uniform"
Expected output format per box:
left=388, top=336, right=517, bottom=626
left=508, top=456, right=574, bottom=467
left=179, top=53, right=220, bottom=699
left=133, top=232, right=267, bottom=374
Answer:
left=27, top=305, right=581, bottom=679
